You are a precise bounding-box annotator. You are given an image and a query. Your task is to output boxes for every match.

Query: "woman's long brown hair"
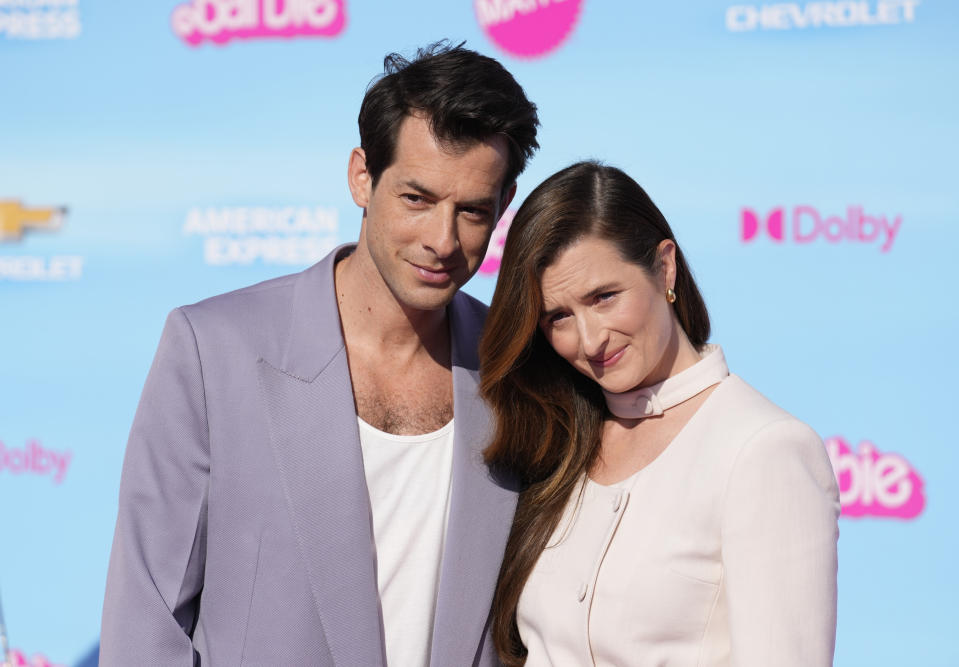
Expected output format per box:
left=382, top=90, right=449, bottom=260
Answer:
left=480, top=161, right=710, bottom=665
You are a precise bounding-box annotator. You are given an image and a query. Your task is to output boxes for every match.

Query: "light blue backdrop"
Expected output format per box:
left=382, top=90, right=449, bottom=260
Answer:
left=2, top=1, right=956, bottom=664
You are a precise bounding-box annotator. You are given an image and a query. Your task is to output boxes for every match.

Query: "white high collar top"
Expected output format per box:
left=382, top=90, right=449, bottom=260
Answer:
left=602, top=344, right=729, bottom=420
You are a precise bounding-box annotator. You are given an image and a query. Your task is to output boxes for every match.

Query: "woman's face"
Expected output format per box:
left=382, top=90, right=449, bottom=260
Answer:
left=538, top=235, right=682, bottom=394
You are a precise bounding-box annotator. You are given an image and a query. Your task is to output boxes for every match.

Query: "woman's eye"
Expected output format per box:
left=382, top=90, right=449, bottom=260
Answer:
left=597, top=291, right=617, bottom=303
left=548, top=312, right=569, bottom=325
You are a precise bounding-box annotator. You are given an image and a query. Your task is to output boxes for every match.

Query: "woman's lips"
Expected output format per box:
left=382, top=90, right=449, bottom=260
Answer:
left=589, top=347, right=626, bottom=368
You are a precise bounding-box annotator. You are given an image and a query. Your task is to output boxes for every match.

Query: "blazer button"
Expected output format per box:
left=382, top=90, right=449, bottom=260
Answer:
left=577, top=582, right=588, bottom=602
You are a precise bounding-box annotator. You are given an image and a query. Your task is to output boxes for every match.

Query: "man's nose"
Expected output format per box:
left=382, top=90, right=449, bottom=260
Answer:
left=422, top=207, right=459, bottom=258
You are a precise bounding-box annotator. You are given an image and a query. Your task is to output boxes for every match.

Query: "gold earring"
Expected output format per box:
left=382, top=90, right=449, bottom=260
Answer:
left=666, top=287, right=677, bottom=303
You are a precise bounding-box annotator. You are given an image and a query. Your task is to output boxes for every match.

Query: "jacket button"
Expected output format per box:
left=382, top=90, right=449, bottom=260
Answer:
left=577, top=582, right=588, bottom=602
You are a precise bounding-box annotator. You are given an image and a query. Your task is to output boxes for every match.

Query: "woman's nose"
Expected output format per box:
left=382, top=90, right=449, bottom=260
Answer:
left=578, top=314, right=608, bottom=358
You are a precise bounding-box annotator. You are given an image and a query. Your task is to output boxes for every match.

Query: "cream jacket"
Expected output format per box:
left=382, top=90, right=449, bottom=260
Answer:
left=517, top=374, right=840, bottom=666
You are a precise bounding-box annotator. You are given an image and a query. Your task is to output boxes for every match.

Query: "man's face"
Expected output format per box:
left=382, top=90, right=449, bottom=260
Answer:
left=350, top=114, right=514, bottom=313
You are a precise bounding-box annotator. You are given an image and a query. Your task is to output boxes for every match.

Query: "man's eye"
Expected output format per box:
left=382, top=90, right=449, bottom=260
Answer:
left=462, top=207, right=489, bottom=218
left=403, top=194, right=425, bottom=204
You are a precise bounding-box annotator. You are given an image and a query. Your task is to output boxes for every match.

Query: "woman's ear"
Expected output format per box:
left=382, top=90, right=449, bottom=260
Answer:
left=657, top=239, right=678, bottom=290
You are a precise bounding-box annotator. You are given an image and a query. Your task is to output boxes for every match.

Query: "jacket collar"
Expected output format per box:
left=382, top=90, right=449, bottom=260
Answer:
left=278, top=243, right=354, bottom=382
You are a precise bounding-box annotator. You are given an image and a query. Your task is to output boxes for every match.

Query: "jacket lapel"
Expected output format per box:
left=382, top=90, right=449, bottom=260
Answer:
left=257, top=245, right=386, bottom=667
left=430, top=293, right=520, bottom=666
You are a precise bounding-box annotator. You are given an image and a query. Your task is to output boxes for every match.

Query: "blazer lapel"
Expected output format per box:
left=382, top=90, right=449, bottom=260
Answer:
left=430, top=293, right=520, bottom=666
left=257, top=245, right=386, bottom=667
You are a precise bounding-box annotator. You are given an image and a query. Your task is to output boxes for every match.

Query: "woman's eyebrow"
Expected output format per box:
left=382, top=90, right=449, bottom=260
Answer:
left=581, top=282, right=618, bottom=300
left=540, top=282, right=619, bottom=319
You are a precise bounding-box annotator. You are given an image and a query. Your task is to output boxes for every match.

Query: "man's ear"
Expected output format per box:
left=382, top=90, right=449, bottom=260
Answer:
left=347, top=147, right=373, bottom=209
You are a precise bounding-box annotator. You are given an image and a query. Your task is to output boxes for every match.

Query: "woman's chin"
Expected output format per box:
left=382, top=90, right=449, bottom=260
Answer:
left=594, top=376, right=638, bottom=395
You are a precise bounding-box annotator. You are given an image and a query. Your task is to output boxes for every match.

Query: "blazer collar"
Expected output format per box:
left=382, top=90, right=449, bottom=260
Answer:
left=278, top=243, right=354, bottom=382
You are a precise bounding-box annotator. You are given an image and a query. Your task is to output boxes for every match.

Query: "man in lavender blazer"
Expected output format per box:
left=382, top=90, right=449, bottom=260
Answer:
left=100, top=42, right=539, bottom=666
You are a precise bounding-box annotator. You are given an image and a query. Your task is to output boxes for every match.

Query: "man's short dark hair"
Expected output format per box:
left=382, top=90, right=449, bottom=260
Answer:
left=358, top=40, right=540, bottom=196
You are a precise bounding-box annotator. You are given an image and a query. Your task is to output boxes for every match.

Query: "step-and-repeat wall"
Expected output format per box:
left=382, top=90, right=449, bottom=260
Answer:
left=2, top=2, right=956, bottom=665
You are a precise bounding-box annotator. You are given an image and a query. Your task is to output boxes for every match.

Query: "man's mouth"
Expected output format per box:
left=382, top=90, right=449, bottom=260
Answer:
left=411, top=261, right=454, bottom=283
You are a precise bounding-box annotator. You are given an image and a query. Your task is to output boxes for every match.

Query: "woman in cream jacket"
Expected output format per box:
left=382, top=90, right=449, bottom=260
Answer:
left=480, top=161, right=839, bottom=666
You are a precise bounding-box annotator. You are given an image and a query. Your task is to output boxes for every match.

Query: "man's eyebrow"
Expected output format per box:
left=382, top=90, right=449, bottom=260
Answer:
left=400, top=180, right=496, bottom=209
left=400, top=180, right=438, bottom=199
left=540, top=282, right=619, bottom=320
left=458, top=195, right=497, bottom=210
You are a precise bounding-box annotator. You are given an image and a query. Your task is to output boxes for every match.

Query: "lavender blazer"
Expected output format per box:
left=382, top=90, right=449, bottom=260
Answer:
left=100, top=245, right=518, bottom=666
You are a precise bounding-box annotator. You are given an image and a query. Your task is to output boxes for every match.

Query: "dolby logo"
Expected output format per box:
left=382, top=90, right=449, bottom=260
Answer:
left=740, top=205, right=902, bottom=252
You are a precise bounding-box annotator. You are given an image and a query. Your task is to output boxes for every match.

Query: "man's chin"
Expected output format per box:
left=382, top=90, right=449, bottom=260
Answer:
left=395, top=283, right=462, bottom=314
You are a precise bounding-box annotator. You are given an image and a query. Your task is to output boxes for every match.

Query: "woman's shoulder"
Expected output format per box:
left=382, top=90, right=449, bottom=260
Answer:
left=703, top=373, right=822, bottom=453
left=710, top=376, right=840, bottom=528
left=694, top=374, right=837, bottom=515
left=714, top=373, right=793, bottom=417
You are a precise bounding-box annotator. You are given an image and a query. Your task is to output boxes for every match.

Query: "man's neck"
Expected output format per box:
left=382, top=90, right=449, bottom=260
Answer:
left=334, top=250, right=451, bottom=363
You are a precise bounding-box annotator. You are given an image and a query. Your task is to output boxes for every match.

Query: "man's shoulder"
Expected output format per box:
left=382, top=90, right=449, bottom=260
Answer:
left=451, top=289, right=489, bottom=325
left=179, top=245, right=342, bottom=327
left=170, top=252, right=334, bottom=361
left=183, top=269, right=301, bottom=320
left=171, top=272, right=301, bottom=351
left=450, top=290, right=490, bottom=342
left=448, top=290, right=489, bottom=372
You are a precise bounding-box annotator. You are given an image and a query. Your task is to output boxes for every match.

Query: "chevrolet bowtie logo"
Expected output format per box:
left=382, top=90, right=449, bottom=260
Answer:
left=0, top=200, right=67, bottom=242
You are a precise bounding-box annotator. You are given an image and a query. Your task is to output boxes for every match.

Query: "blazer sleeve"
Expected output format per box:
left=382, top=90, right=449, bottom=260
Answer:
left=100, top=308, right=210, bottom=665
left=721, top=417, right=840, bottom=667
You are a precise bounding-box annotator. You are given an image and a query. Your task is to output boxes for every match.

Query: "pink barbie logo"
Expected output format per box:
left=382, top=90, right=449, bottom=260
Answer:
left=741, top=205, right=902, bottom=252
left=171, top=0, right=346, bottom=47
left=475, top=0, right=583, bottom=58
left=478, top=208, right=516, bottom=275
left=826, top=436, right=925, bottom=520
left=0, top=439, right=71, bottom=484
left=6, top=649, right=65, bottom=667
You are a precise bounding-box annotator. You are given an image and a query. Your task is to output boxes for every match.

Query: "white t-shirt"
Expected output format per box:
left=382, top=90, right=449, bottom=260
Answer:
left=358, top=417, right=455, bottom=667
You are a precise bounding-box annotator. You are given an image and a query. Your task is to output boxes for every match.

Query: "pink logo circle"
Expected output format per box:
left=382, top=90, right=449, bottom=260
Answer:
left=475, top=0, right=583, bottom=59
